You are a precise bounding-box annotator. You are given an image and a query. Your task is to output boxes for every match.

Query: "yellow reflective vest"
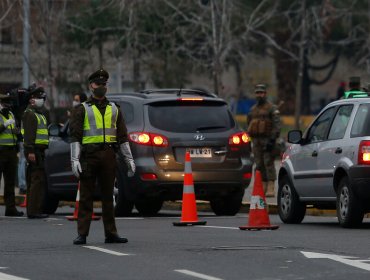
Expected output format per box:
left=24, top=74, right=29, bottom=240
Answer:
left=0, top=112, right=17, bottom=146
left=21, top=110, right=49, bottom=145
left=82, top=102, right=118, bottom=144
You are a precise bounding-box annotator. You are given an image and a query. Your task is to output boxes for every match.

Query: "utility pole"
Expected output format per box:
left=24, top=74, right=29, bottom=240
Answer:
left=294, top=0, right=306, bottom=129
left=22, top=0, right=30, bottom=88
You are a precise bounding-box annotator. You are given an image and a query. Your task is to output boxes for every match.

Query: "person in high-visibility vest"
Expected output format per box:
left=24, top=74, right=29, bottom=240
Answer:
left=0, top=93, right=24, bottom=216
left=70, top=69, right=135, bottom=245
left=22, top=87, right=49, bottom=219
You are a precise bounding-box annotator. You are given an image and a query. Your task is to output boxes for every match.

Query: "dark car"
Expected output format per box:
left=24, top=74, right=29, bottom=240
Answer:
left=44, top=89, right=253, bottom=216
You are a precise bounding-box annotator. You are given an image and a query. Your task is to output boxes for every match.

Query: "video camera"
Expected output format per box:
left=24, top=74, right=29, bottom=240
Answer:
left=6, top=83, right=36, bottom=123
left=7, top=83, right=36, bottom=110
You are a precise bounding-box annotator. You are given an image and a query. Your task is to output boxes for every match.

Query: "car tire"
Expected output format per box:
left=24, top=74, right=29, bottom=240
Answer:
left=278, top=175, right=306, bottom=224
left=210, top=192, right=243, bottom=216
left=42, top=193, right=59, bottom=214
left=336, top=177, right=364, bottom=228
left=114, top=167, right=135, bottom=217
left=135, top=199, right=163, bottom=216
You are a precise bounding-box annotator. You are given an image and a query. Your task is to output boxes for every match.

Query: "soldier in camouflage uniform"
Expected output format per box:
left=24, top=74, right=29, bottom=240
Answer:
left=247, top=84, right=281, bottom=197
left=22, top=87, right=49, bottom=219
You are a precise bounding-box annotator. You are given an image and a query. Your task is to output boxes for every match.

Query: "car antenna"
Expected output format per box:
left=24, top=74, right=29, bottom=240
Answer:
left=177, top=87, right=183, bottom=96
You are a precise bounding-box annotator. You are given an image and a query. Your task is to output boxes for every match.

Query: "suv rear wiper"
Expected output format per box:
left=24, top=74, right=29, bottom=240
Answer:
left=196, top=125, right=227, bottom=131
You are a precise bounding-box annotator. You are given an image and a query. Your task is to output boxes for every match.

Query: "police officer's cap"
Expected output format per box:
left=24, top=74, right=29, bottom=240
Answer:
left=254, top=84, right=267, bottom=93
left=0, top=93, right=14, bottom=101
left=30, top=87, right=46, bottom=99
left=88, top=69, right=109, bottom=84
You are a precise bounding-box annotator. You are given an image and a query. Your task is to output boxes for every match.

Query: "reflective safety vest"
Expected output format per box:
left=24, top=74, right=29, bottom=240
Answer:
left=21, top=110, right=49, bottom=145
left=82, top=102, right=118, bottom=144
left=0, top=112, right=16, bottom=146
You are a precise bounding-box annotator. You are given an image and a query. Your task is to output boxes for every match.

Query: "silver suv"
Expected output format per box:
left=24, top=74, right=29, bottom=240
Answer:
left=278, top=97, right=370, bottom=227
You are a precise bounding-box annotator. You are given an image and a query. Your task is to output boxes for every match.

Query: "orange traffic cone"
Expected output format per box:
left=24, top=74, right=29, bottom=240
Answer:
left=20, top=194, right=27, bottom=208
left=173, top=151, right=206, bottom=226
left=239, top=170, right=279, bottom=230
left=66, top=182, right=100, bottom=221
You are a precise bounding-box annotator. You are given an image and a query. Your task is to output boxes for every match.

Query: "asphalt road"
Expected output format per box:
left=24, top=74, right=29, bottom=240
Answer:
left=1, top=205, right=370, bottom=280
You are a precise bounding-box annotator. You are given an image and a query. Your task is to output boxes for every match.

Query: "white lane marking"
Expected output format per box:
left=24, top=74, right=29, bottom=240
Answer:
left=0, top=271, right=29, bottom=280
left=83, top=246, right=130, bottom=256
left=175, top=270, right=223, bottom=280
left=196, top=225, right=239, bottom=230
left=302, top=251, right=370, bottom=272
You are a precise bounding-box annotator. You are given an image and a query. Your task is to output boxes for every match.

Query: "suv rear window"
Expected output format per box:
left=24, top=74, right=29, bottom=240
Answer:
left=148, top=101, right=235, bottom=132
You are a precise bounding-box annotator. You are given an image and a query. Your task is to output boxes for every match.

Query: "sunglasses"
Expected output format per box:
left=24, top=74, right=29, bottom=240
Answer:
left=95, top=82, right=107, bottom=86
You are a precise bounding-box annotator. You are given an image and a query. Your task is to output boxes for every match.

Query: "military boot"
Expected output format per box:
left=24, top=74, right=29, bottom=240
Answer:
left=265, top=181, right=275, bottom=197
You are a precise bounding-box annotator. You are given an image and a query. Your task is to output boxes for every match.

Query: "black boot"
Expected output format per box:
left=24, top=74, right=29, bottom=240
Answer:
left=73, top=235, right=87, bottom=245
left=5, top=208, right=24, bottom=217
left=105, top=234, right=128, bottom=244
left=27, top=214, right=49, bottom=219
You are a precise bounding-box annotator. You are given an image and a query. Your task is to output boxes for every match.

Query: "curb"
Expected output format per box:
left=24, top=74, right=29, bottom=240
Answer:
left=1, top=195, right=337, bottom=217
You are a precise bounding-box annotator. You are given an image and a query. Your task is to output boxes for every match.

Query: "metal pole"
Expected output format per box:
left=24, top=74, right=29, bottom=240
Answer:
left=22, top=0, right=30, bottom=88
left=294, top=0, right=306, bottom=129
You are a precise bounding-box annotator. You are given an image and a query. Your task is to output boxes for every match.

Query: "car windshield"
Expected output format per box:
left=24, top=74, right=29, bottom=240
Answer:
left=148, top=101, right=235, bottom=132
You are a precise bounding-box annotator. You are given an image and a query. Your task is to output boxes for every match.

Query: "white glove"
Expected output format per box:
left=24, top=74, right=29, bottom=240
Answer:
left=119, top=142, right=136, bottom=177
left=70, top=142, right=82, bottom=178
left=4, top=119, right=15, bottom=127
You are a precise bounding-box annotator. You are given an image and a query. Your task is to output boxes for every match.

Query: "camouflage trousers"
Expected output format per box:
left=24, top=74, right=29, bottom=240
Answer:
left=78, top=147, right=117, bottom=237
left=0, top=148, right=18, bottom=211
left=252, top=138, right=277, bottom=182
left=26, top=150, right=46, bottom=216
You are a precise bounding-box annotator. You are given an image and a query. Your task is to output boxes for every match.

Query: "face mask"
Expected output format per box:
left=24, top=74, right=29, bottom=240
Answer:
left=93, top=86, right=107, bottom=98
left=256, top=96, right=266, bottom=105
left=0, top=103, right=10, bottom=115
left=34, top=99, right=45, bottom=108
left=72, top=101, right=80, bottom=107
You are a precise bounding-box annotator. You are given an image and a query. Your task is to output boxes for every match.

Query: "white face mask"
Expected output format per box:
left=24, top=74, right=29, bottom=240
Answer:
left=72, top=101, right=80, bottom=107
left=33, top=99, right=45, bottom=108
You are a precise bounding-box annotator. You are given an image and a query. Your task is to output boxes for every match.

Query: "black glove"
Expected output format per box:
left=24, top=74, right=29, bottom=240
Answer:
left=265, top=139, right=275, bottom=152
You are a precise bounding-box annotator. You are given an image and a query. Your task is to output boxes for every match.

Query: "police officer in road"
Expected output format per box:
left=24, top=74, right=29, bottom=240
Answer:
left=247, top=84, right=281, bottom=197
left=0, top=93, right=24, bottom=216
left=22, top=87, right=49, bottom=219
left=70, top=69, right=135, bottom=245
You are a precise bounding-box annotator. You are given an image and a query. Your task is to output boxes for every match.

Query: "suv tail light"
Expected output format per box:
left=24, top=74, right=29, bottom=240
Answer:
left=129, top=132, right=168, bottom=147
left=229, top=132, right=250, bottom=146
left=358, top=140, right=370, bottom=165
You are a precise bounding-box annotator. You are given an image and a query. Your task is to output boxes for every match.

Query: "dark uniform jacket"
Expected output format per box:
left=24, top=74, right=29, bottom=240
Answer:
left=70, top=96, right=128, bottom=144
left=22, top=105, right=49, bottom=154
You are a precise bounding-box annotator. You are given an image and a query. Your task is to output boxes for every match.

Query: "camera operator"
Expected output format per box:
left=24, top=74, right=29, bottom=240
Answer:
left=22, top=87, right=49, bottom=219
left=0, top=93, right=24, bottom=216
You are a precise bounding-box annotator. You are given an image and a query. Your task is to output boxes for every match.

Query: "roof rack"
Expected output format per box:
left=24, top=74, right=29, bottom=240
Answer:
left=139, top=88, right=217, bottom=98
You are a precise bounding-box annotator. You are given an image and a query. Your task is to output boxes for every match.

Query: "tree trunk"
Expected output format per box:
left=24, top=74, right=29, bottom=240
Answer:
left=273, top=30, right=298, bottom=115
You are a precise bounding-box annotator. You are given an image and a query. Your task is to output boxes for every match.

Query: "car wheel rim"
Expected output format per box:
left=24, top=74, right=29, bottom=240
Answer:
left=280, top=184, right=292, bottom=216
left=339, top=186, right=349, bottom=219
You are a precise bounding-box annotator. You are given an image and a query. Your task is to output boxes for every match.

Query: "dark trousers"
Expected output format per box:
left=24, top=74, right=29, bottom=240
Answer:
left=252, top=138, right=276, bottom=181
left=26, top=151, right=46, bottom=215
left=78, top=147, right=117, bottom=237
left=0, top=148, right=18, bottom=211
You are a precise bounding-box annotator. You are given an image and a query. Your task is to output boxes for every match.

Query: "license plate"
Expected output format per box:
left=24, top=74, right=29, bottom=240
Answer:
left=188, top=148, right=212, bottom=158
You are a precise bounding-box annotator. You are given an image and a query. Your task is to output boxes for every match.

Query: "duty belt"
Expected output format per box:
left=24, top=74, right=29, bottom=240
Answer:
left=0, top=146, right=17, bottom=151
left=82, top=143, right=117, bottom=152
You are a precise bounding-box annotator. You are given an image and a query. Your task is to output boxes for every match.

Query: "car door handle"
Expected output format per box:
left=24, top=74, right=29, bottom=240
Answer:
left=312, top=151, right=318, bottom=157
left=214, top=150, right=227, bottom=155
left=335, top=147, right=342, bottom=154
